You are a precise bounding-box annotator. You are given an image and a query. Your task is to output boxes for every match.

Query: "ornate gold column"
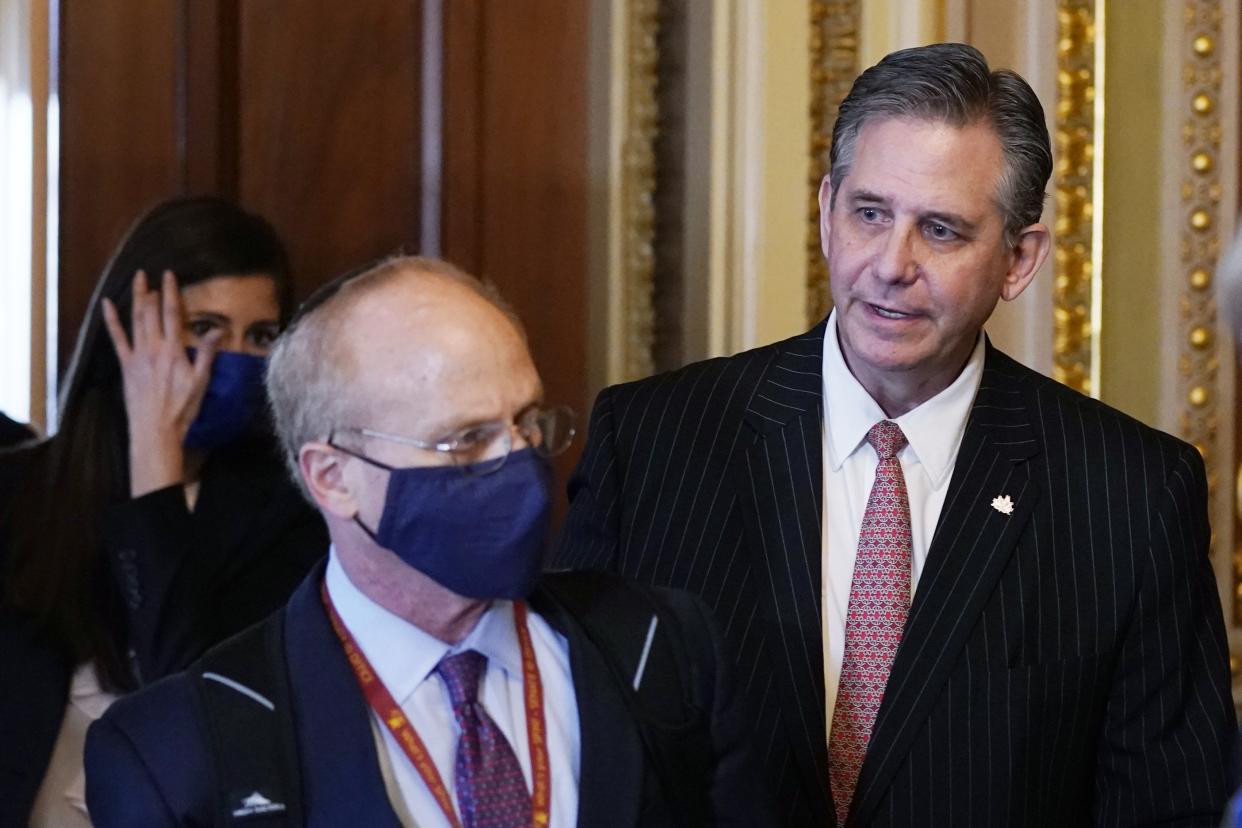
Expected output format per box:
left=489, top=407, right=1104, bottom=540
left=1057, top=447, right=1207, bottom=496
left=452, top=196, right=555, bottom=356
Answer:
left=1053, top=0, right=1104, bottom=396
left=1171, top=2, right=1230, bottom=614
left=587, top=0, right=660, bottom=390
left=806, top=1, right=862, bottom=327
left=1178, top=5, right=1225, bottom=481
left=620, top=0, right=660, bottom=381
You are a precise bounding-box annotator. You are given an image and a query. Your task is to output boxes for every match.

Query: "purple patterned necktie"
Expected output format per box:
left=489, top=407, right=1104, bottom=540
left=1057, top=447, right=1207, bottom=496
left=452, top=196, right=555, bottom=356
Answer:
left=828, top=420, right=912, bottom=825
left=437, top=650, right=532, bottom=828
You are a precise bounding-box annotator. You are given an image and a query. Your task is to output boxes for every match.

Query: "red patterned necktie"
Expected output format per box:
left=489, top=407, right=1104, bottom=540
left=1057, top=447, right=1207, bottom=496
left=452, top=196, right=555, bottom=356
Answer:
left=437, top=650, right=532, bottom=828
left=828, top=420, right=911, bottom=825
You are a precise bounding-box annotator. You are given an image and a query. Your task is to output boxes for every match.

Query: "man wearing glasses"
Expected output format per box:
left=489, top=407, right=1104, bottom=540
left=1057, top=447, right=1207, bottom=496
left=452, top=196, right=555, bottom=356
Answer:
left=83, top=257, right=772, bottom=827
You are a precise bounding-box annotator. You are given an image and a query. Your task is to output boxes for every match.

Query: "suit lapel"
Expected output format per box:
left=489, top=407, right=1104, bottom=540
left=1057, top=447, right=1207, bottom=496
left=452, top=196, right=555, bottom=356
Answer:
left=284, top=566, right=404, bottom=827
left=528, top=588, right=645, bottom=828
left=847, top=344, right=1042, bottom=826
left=730, top=321, right=832, bottom=820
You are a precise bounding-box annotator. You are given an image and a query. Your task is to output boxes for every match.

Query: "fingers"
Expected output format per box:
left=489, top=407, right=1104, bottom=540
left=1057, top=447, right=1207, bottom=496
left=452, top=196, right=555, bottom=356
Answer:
left=161, top=270, right=184, bottom=346
left=100, top=298, right=132, bottom=362
left=130, top=269, right=185, bottom=353
left=129, top=270, right=160, bottom=351
left=190, top=328, right=224, bottom=385
left=188, top=329, right=223, bottom=416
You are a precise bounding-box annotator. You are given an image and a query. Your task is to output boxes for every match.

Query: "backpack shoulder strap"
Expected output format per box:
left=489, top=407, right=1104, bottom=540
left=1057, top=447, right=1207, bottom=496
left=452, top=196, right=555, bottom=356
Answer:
left=540, top=571, right=696, bottom=723
left=539, top=571, right=712, bottom=823
left=193, top=612, right=304, bottom=827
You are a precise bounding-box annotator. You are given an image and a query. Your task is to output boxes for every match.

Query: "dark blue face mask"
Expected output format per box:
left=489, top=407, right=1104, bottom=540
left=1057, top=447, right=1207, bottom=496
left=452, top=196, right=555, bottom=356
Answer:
left=184, top=349, right=268, bottom=452
left=344, top=447, right=552, bottom=600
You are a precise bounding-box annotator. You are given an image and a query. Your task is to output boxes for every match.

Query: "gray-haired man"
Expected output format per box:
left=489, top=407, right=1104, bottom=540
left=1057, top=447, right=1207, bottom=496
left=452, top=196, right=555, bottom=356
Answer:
left=85, top=257, right=774, bottom=826
left=556, top=43, right=1235, bottom=826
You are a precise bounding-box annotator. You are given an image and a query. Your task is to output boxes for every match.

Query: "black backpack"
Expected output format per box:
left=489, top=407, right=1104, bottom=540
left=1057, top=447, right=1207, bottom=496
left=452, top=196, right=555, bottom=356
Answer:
left=193, top=572, right=713, bottom=826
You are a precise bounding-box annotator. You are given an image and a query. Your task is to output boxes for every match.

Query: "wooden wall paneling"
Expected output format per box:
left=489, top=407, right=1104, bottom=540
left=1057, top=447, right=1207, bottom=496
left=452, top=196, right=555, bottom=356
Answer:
left=442, top=0, right=484, bottom=275
left=237, top=0, right=423, bottom=303
left=58, top=0, right=182, bottom=374
left=481, top=0, right=588, bottom=425
left=183, top=0, right=239, bottom=197
left=442, top=0, right=590, bottom=516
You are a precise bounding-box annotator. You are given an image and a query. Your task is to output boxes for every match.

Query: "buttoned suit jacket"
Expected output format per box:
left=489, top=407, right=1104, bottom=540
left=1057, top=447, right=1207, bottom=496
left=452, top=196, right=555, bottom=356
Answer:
left=553, top=320, right=1236, bottom=826
left=83, top=562, right=773, bottom=827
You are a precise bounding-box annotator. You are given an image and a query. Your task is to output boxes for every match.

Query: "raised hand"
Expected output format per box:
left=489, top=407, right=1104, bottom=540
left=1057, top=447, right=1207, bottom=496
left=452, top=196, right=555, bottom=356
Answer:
left=102, top=270, right=223, bottom=497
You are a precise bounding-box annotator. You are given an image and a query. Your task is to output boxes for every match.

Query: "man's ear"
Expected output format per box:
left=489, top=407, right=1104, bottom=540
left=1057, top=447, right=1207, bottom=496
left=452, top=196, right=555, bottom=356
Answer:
left=999, top=222, right=1052, bottom=302
left=818, top=175, right=834, bottom=259
left=298, top=442, right=358, bottom=520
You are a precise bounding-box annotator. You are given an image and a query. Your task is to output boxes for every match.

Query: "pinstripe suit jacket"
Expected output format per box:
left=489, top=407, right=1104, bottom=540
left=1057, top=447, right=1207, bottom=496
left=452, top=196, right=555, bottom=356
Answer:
left=553, top=320, right=1235, bottom=826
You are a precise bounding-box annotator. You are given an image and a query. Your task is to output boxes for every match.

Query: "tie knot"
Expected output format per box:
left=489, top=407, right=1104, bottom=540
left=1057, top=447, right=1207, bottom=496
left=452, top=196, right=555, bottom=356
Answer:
left=436, top=649, right=487, bottom=708
left=866, top=420, right=907, bottom=460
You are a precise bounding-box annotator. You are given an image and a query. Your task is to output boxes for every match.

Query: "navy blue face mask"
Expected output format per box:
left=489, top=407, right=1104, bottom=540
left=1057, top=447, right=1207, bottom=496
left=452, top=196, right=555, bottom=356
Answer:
left=344, top=447, right=552, bottom=600
left=184, top=350, right=268, bottom=452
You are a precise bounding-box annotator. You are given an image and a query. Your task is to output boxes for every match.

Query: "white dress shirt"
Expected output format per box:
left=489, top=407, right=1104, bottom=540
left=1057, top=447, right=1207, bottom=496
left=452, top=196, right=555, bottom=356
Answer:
left=325, top=551, right=581, bottom=827
left=820, top=310, right=984, bottom=739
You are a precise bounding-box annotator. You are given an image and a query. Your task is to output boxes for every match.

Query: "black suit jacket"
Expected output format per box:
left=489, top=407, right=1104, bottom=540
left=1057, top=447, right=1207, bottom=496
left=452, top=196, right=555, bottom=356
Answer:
left=84, top=564, right=773, bottom=827
left=0, top=412, right=34, bottom=448
left=0, top=437, right=325, bottom=825
left=554, top=321, right=1236, bottom=826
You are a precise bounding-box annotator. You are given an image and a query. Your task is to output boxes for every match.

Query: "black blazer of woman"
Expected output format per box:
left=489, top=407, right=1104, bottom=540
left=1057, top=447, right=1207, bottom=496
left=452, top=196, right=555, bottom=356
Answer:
left=0, top=434, right=327, bottom=824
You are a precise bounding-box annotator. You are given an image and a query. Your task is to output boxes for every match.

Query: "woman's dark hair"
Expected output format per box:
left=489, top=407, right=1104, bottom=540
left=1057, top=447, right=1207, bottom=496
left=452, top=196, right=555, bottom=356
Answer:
left=0, top=196, right=291, bottom=690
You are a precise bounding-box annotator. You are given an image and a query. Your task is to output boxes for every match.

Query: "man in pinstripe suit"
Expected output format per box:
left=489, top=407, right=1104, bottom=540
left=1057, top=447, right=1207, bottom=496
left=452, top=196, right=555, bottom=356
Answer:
left=554, top=44, right=1235, bottom=826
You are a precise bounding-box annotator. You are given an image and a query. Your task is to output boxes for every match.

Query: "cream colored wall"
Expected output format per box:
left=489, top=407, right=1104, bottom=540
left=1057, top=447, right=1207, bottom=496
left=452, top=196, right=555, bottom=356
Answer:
left=957, top=0, right=1059, bottom=375
left=860, top=0, right=943, bottom=68
left=682, top=0, right=811, bottom=359
left=585, top=0, right=624, bottom=392
left=1093, top=1, right=1162, bottom=427
left=733, top=2, right=812, bottom=352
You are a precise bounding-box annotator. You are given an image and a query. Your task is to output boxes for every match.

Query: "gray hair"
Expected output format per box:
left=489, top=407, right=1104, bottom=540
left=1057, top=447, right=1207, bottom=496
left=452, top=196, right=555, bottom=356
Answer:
left=829, top=42, right=1052, bottom=246
left=265, top=255, right=519, bottom=499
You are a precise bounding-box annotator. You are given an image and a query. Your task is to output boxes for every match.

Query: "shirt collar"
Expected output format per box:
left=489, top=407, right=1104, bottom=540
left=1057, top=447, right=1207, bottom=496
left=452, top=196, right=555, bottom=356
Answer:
left=324, top=549, right=523, bottom=704
left=454, top=599, right=524, bottom=680
left=822, top=310, right=985, bottom=488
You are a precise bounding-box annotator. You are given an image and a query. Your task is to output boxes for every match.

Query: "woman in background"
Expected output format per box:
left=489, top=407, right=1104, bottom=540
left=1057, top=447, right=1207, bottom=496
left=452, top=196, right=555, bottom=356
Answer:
left=0, top=197, right=327, bottom=826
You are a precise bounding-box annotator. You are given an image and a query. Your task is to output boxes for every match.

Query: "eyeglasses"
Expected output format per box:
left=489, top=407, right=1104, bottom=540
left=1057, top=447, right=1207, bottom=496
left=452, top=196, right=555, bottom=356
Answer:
left=331, top=405, right=576, bottom=476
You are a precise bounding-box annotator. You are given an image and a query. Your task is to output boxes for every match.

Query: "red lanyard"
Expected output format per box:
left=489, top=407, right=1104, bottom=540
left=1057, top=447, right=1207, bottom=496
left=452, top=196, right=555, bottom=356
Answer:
left=321, top=582, right=552, bottom=827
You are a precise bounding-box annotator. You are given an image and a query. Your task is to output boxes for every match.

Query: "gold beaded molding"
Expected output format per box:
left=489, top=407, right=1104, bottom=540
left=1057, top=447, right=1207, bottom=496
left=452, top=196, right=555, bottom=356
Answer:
left=1052, top=0, right=1104, bottom=396
left=806, top=0, right=861, bottom=327
left=1173, top=4, right=1227, bottom=611
left=621, top=0, right=659, bottom=380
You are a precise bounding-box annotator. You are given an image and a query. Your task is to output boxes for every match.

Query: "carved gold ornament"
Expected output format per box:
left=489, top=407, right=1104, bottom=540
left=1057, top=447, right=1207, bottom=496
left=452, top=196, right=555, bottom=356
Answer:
left=621, top=0, right=659, bottom=380
left=806, top=1, right=861, bottom=327
left=1053, top=0, right=1103, bottom=396
left=1173, top=4, right=1228, bottom=616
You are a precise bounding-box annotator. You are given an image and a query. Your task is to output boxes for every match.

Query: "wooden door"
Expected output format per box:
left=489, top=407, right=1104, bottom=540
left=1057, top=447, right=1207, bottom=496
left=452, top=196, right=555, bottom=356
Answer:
left=57, top=0, right=589, bottom=515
